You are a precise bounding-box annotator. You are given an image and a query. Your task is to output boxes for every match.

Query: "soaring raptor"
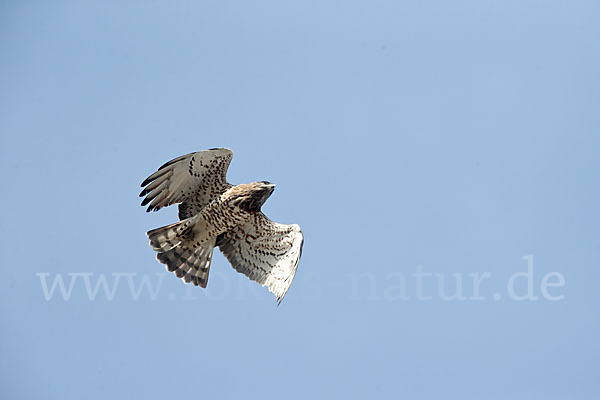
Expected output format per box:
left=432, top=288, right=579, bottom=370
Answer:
left=139, top=148, right=303, bottom=303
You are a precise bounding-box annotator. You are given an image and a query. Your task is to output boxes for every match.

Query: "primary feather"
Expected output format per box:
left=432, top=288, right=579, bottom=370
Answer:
left=140, top=149, right=304, bottom=303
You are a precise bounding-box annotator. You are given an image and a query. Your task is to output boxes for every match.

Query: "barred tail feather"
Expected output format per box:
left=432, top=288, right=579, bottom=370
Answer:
left=147, top=220, right=215, bottom=287
left=147, top=214, right=217, bottom=287
left=155, top=240, right=216, bottom=287
left=147, top=218, right=195, bottom=252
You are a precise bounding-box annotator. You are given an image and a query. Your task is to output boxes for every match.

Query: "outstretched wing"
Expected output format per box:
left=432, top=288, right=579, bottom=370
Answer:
left=217, top=213, right=304, bottom=304
left=139, top=148, right=233, bottom=217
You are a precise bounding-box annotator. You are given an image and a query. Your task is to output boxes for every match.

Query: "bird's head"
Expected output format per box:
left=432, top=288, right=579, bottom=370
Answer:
left=230, top=181, right=276, bottom=212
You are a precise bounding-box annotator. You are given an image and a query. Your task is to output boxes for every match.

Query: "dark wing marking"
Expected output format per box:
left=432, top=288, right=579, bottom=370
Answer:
left=218, top=213, right=304, bottom=304
left=139, top=148, right=233, bottom=214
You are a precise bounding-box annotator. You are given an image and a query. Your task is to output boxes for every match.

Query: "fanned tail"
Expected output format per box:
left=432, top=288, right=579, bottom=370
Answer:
left=147, top=219, right=216, bottom=287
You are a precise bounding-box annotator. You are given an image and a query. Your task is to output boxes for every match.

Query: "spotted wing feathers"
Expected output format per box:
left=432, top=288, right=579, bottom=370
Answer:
left=140, top=148, right=233, bottom=214
left=217, top=213, right=304, bottom=304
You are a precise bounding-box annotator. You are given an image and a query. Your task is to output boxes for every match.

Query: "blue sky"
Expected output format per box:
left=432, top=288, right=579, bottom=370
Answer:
left=1, top=1, right=599, bottom=399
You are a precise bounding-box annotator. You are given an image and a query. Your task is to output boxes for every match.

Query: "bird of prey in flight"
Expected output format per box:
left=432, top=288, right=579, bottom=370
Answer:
left=139, top=148, right=303, bottom=303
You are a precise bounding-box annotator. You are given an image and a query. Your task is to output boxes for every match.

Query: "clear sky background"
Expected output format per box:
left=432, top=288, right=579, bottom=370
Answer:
left=1, top=1, right=599, bottom=399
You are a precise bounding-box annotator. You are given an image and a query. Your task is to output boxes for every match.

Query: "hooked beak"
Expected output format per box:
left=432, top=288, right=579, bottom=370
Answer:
left=263, top=183, right=275, bottom=196
left=261, top=181, right=276, bottom=190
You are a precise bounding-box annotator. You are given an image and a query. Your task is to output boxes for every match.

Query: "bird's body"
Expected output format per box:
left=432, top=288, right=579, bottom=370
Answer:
left=140, top=148, right=303, bottom=303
